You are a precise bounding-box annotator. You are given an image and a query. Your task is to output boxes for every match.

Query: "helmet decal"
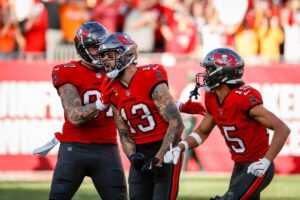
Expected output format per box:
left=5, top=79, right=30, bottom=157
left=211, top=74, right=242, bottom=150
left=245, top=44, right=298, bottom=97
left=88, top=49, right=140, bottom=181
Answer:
left=214, top=53, right=237, bottom=68
left=77, top=29, right=89, bottom=41
left=115, top=35, right=135, bottom=45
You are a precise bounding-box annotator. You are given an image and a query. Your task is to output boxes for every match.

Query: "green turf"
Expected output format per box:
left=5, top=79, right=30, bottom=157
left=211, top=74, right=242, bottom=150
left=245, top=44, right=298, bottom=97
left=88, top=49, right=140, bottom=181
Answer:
left=0, top=173, right=299, bottom=200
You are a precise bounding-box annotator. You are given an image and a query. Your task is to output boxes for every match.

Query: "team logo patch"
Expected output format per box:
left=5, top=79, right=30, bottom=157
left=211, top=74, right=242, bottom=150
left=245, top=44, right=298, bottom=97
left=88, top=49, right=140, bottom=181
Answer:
left=214, top=53, right=237, bottom=68
left=96, top=72, right=101, bottom=78
left=77, top=29, right=89, bottom=41
left=156, top=71, right=163, bottom=79
left=249, top=95, right=257, bottom=104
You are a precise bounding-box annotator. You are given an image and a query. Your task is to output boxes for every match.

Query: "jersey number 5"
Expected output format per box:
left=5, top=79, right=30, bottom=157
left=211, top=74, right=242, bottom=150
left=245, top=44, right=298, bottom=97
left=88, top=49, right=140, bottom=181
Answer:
left=222, top=126, right=245, bottom=153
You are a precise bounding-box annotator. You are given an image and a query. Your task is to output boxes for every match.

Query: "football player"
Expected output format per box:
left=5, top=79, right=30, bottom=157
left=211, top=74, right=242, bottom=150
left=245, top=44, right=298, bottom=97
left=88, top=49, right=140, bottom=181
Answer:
left=98, top=32, right=187, bottom=200
left=164, top=48, right=290, bottom=200
left=48, top=22, right=127, bottom=200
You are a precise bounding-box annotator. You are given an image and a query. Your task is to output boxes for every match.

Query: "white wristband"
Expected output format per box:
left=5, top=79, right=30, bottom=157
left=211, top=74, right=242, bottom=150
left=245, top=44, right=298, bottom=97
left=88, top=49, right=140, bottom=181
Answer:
left=175, top=101, right=182, bottom=110
left=179, top=140, right=189, bottom=152
left=95, top=99, right=107, bottom=111
left=190, top=132, right=202, bottom=145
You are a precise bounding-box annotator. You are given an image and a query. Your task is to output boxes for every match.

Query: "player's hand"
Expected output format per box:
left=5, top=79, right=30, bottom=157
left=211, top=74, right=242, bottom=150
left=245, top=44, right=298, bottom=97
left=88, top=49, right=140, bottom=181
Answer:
left=179, top=99, right=206, bottom=115
left=141, top=157, right=162, bottom=175
left=129, top=152, right=146, bottom=170
left=247, top=157, right=270, bottom=177
left=164, top=144, right=181, bottom=164
left=99, top=76, right=114, bottom=105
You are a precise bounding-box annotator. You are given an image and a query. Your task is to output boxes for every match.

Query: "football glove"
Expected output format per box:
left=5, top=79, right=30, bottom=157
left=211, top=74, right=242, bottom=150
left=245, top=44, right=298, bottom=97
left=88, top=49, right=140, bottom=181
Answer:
left=164, top=145, right=181, bottom=165
left=141, top=157, right=162, bottom=175
left=96, top=77, right=114, bottom=110
left=247, top=157, right=270, bottom=177
left=129, top=152, right=146, bottom=170
left=180, top=99, right=206, bottom=115
left=100, top=76, right=114, bottom=105
left=32, top=136, right=59, bottom=156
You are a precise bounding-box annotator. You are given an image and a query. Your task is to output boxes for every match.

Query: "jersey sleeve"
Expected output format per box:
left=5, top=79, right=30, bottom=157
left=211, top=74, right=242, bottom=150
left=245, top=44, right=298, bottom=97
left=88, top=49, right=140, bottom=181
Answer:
left=146, top=64, right=168, bottom=99
left=51, top=62, right=79, bottom=89
left=239, top=86, right=263, bottom=113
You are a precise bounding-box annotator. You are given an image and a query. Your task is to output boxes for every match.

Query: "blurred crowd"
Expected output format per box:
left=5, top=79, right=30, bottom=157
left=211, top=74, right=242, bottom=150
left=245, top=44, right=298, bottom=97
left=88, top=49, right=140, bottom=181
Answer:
left=1, top=0, right=300, bottom=63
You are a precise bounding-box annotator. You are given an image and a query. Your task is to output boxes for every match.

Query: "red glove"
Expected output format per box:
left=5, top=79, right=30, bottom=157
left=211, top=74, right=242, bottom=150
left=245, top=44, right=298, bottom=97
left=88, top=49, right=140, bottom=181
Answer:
left=54, top=132, right=63, bottom=142
left=99, top=76, right=114, bottom=105
left=180, top=99, right=206, bottom=115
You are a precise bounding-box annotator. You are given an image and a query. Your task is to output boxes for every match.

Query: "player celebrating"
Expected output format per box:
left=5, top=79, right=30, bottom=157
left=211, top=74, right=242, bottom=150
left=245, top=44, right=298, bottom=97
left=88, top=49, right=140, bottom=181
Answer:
left=98, top=32, right=185, bottom=200
left=49, top=22, right=127, bottom=200
left=164, top=48, right=290, bottom=200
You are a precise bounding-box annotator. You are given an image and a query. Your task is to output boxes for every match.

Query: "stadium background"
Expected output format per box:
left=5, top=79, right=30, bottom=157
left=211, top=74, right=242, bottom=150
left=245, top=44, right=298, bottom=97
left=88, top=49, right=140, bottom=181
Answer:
left=0, top=0, right=300, bottom=199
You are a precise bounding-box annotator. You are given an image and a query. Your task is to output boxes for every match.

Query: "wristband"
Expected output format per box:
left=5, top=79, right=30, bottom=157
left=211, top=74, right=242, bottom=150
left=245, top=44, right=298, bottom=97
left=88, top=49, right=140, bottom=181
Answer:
left=179, top=140, right=189, bottom=152
left=175, top=101, right=182, bottom=110
left=95, top=99, right=107, bottom=111
left=190, top=132, right=202, bottom=145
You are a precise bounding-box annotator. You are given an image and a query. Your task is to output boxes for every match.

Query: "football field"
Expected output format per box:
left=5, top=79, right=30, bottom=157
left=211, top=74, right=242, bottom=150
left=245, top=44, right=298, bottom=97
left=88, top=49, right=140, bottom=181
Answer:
left=0, top=172, right=299, bottom=200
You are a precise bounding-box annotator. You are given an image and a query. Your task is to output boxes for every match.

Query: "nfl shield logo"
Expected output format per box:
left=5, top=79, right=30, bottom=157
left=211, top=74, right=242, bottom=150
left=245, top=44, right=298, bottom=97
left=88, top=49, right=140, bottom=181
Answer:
left=219, top=109, right=222, bottom=115
left=126, top=90, right=130, bottom=96
left=96, top=73, right=101, bottom=78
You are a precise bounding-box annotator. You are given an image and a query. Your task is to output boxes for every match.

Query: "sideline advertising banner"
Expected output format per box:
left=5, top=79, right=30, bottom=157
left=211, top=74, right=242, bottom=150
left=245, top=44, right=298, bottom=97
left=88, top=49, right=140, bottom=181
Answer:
left=0, top=61, right=299, bottom=173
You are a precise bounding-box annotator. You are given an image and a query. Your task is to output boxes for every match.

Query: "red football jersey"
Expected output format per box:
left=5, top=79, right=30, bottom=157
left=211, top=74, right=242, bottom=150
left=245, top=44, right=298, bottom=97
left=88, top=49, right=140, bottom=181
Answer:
left=205, top=85, right=269, bottom=163
left=110, top=64, right=169, bottom=144
left=52, top=61, right=117, bottom=144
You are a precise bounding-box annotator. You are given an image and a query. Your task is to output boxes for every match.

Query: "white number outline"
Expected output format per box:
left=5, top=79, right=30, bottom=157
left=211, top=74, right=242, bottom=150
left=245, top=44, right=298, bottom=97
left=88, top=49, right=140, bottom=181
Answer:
left=120, top=103, right=156, bottom=134
left=222, top=125, right=245, bottom=153
left=83, top=90, right=113, bottom=117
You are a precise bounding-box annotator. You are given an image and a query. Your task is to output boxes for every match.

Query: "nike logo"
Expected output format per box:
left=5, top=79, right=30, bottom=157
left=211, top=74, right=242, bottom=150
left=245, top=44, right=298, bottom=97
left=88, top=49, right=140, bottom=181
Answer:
left=53, top=68, right=59, bottom=71
left=244, top=90, right=250, bottom=95
left=153, top=65, right=159, bottom=70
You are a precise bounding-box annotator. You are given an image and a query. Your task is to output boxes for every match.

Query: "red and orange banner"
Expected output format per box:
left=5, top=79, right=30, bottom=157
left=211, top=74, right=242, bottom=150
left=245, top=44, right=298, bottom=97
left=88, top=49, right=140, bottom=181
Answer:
left=0, top=60, right=299, bottom=173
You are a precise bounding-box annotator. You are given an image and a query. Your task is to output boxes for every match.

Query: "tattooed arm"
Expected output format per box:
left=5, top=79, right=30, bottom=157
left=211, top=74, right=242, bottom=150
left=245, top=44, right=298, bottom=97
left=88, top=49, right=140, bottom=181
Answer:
left=152, top=83, right=185, bottom=163
left=58, top=83, right=99, bottom=126
left=112, top=105, right=136, bottom=158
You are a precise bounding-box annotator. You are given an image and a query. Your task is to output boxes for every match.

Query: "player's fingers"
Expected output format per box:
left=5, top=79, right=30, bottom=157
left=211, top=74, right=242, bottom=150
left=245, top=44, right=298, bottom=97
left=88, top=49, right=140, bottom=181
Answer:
left=247, top=165, right=253, bottom=174
left=106, top=86, right=115, bottom=95
left=164, top=151, right=173, bottom=163
left=257, top=173, right=263, bottom=177
left=254, top=170, right=259, bottom=176
left=163, top=154, right=168, bottom=163
left=173, top=151, right=180, bottom=165
left=100, top=77, right=109, bottom=90
left=105, top=79, right=114, bottom=89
